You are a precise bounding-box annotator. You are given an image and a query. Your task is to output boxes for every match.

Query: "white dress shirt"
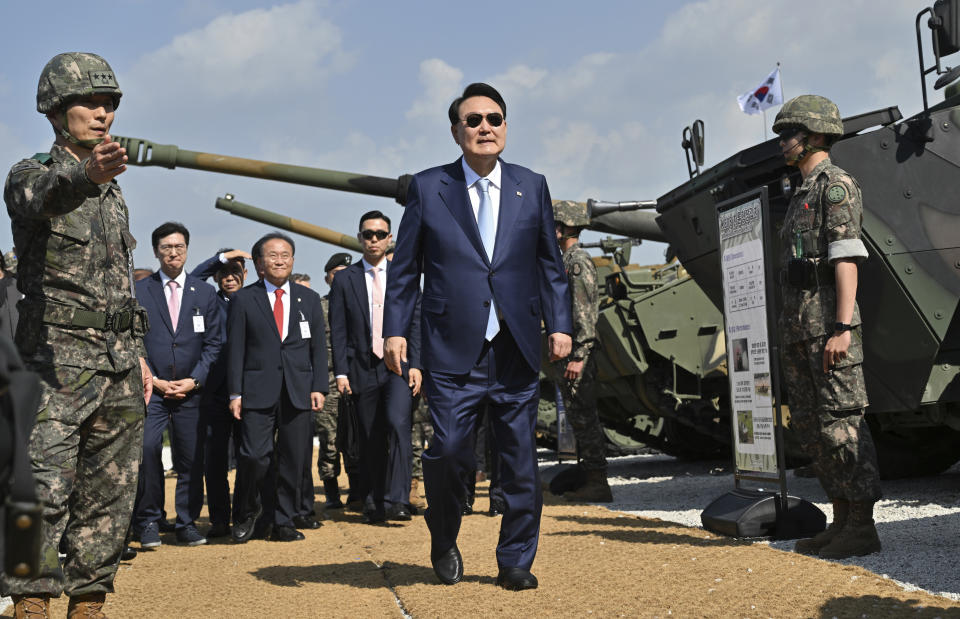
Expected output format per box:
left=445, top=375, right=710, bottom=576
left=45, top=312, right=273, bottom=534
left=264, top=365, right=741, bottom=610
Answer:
left=462, top=158, right=501, bottom=232
left=158, top=269, right=187, bottom=314
left=264, top=279, right=291, bottom=340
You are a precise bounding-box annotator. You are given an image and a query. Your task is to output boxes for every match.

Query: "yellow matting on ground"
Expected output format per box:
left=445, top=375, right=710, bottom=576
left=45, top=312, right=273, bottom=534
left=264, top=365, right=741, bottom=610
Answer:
left=7, top=455, right=960, bottom=618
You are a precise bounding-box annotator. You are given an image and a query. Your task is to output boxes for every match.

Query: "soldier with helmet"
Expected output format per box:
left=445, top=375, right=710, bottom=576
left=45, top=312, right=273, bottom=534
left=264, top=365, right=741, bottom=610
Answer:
left=552, top=200, right=612, bottom=502
left=2, top=53, right=152, bottom=617
left=773, top=95, right=882, bottom=559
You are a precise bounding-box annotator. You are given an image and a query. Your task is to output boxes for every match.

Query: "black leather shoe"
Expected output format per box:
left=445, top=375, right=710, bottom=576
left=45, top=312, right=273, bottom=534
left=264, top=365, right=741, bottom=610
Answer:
left=231, top=504, right=262, bottom=544
left=488, top=499, right=506, bottom=517
left=461, top=502, right=474, bottom=516
left=431, top=545, right=463, bottom=585
left=270, top=525, right=305, bottom=542
left=121, top=545, right=138, bottom=561
left=205, top=523, right=231, bottom=539
left=252, top=522, right=273, bottom=540
left=292, top=515, right=322, bottom=530
left=387, top=504, right=412, bottom=521
left=362, top=509, right=386, bottom=525
left=496, top=567, right=538, bottom=591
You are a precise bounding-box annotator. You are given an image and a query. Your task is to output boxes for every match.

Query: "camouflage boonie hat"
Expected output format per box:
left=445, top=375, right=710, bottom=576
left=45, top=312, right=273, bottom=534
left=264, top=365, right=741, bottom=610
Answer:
left=37, top=52, right=122, bottom=114
left=552, top=200, right=590, bottom=227
left=773, top=95, right=843, bottom=137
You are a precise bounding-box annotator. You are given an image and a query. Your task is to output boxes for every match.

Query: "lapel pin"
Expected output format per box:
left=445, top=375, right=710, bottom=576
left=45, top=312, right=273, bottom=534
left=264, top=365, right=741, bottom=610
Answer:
left=189, top=286, right=195, bottom=291
left=516, top=191, right=523, bottom=196
left=297, top=298, right=301, bottom=303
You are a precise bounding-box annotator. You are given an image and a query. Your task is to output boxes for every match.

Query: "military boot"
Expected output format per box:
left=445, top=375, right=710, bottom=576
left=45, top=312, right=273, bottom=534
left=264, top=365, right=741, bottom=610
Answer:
left=794, top=499, right=848, bottom=555
left=563, top=469, right=613, bottom=503
left=11, top=595, right=50, bottom=619
left=819, top=501, right=882, bottom=559
left=67, top=593, right=107, bottom=619
left=323, top=477, right=343, bottom=509
left=409, top=477, right=426, bottom=511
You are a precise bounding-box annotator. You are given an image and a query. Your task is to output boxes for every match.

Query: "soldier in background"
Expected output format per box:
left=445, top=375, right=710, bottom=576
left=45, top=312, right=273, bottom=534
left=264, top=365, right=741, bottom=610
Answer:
left=290, top=273, right=312, bottom=288
left=1, top=53, right=152, bottom=617
left=552, top=201, right=612, bottom=502
left=773, top=95, right=882, bottom=559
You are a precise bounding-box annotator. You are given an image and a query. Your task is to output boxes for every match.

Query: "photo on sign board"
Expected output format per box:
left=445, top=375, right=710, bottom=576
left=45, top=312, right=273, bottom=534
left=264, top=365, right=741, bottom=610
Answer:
left=737, top=410, right=755, bottom=445
left=732, top=337, right=749, bottom=372
left=753, top=372, right=771, bottom=397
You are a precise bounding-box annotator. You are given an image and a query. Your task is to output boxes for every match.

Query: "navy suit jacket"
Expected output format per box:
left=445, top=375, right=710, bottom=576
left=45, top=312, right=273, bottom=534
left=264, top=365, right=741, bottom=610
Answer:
left=226, top=279, right=327, bottom=411
left=329, top=260, right=421, bottom=393
left=383, top=157, right=572, bottom=374
left=136, top=271, right=223, bottom=405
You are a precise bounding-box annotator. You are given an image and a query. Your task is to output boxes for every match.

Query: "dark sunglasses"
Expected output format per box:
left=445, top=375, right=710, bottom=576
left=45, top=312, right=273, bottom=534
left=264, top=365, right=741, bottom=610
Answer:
left=361, top=229, right=389, bottom=241
left=777, top=126, right=804, bottom=141
left=461, top=112, right=504, bottom=128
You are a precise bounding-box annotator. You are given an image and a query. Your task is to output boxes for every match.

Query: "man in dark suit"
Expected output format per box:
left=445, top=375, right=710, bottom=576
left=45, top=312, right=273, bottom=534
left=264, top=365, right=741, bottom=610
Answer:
left=134, top=222, right=222, bottom=547
left=227, top=232, right=327, bottom=542
left=384, top=83, right=572, bottom=590
left=329, top=211, right=422, bottom=523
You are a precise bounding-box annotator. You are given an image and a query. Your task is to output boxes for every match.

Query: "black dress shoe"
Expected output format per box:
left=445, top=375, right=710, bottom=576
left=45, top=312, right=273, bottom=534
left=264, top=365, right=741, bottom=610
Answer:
left=496, top=567, right=538, bottom=591
left=362, top=510, right=386, bottom=525
left=461, top=502, right=474, bottom=516
left=431, top=545, right=463, bottom=585
left=292, top=515, right=322, bottom=530
left=252, top=522, right=273, bottom=540
left=488, top=499, right=506, bottom=517
left=387, top=504, right=412, bottom=521
left=205, top=523, right=231, bottom=539
left=232, top=515, right=257, bottom=543
left=270, top=525, right=305, bottom=542
left=121, top=545, right=138, bottom=561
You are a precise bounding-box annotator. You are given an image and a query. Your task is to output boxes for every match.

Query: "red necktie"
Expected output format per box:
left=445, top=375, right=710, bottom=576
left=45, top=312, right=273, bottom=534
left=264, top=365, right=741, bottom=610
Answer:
left=274, top=288, right=284, bottom=338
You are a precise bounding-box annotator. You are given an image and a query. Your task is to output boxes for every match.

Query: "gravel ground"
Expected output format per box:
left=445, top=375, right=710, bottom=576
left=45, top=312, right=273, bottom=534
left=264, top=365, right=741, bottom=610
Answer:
left=545, top=451, right=960, bottom=601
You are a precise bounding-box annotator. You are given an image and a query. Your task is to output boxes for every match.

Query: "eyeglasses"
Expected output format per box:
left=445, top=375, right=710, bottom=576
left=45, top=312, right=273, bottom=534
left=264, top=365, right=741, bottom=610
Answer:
left=360, top=229, right=390, bottom=241
left=461, top=113, right=504, bottom=128
left=158, top=244, right=186, bottom=254
left=777, top=126, right=804, bottom=141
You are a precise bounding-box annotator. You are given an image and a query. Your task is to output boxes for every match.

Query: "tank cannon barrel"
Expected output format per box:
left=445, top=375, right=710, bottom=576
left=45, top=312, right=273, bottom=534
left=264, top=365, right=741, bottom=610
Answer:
left=587, top=199, right=658, bottom=217
left=114, top=135, right=412, bottom=205
left=215, top=194, right=362, bottom=252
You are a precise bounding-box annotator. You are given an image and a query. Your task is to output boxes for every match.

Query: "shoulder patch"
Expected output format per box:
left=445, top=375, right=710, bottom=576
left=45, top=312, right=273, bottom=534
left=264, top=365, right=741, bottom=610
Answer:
left=572, top=263, right=582, bottom=276
left=10, top=158, right=45, bottom=174
left=31, top=153, right=52, bottom=164
left=826, top=183, right=847, bottom=204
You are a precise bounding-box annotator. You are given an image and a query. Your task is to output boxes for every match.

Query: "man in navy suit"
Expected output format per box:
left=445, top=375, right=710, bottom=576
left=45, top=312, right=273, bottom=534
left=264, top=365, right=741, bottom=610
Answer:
left=134, top=222, right=222, bottom=547
left=227, top=232, right=327, bottom=543
left=384, top=83, right=572, bottom=590
left=329, top=211, right=422, bottom=523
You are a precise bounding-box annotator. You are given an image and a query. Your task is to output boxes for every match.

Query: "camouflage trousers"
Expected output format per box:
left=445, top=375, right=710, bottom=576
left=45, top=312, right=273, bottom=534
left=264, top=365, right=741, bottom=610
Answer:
left=314, top=387, right=340, bottom=480
left=555, top=354, right=607, bottom=471
left=781, top=335, right=881, bottom=502
left=1, top=363, right=144, bottom=597
left=411, top=396, right=434, bottom=480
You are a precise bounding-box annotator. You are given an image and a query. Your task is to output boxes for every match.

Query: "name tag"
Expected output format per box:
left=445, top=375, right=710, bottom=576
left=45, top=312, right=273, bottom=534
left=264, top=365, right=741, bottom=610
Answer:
left=300, top=321, right=311, bottom=339
left=193, top=315, right=205, bottom=333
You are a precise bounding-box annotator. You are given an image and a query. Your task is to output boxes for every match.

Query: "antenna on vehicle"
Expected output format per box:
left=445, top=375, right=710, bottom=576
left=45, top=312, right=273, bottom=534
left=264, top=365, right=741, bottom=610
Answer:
left=681, top=120, right=705, bottom=179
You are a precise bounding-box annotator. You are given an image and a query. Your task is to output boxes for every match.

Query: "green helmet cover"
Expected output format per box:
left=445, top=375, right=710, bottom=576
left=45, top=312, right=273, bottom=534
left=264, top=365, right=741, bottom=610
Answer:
left=552, top=200, right=590, bottom=228
left=772, top=95, right=843, bottom=137
left=37, top=53, right=122, bottom=149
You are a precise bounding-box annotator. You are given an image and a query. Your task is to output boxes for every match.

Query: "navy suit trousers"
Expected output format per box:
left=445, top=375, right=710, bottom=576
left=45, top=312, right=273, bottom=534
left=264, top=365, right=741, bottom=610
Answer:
left=134, top=398, right=205, bottom=531
left=422, top=326, right=541, bottom=570
left=201, top=396, right=238, bottom=527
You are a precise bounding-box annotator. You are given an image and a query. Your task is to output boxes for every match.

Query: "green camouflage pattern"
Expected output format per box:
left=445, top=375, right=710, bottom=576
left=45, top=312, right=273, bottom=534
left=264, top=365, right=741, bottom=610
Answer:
left=554, top=242, right=606, bottom=470
left=0, top=363, right=144, bottom=597
left=6, top=144, right=145, bottom=371
left=314, top=294, right=340, bottom=479
left=552, top=199, right=590, bottom=228
left=411, top=395, right=434, bottom=480
left=36, top=53, right=122, bottom=114
left=778, top=158, right=864, bottom=345
left=772, top=95, right=843, bottom=136
left=781, top=337, right=880, bottom=502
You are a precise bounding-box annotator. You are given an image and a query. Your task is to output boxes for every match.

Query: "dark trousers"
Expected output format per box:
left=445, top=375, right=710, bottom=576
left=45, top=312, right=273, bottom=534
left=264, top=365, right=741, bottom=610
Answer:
left=423, top=326, right=541, bottom=570
left=202, top=395, right=239, bottom=526
left=233, top=384, right=312, bottom=528
left=134, top=397, right=205, bottom=531
left=465, top=408, right=505, bottom=508
left=353, top=358, right=414, bottom=513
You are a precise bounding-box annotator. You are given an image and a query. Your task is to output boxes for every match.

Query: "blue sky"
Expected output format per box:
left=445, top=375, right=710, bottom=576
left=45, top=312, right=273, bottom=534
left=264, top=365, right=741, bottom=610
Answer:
left=0, top=1, right=938, bottom=291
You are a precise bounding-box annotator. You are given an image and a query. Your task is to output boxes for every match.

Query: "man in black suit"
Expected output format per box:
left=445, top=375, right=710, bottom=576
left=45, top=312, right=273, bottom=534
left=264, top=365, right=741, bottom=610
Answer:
left=329, top=211, right=421, bottom=524
left=227, top=232, right=327, bottom=542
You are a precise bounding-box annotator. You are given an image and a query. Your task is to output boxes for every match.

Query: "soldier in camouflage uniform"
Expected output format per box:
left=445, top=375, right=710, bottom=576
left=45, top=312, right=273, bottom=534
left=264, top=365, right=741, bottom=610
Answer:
left=2, top=53, right=152, bottom=618
left=551, top=201, right=612, bottom=503
left=773, top=95, right=882, bottom=559
left=409, top=394, right=434, bottom=511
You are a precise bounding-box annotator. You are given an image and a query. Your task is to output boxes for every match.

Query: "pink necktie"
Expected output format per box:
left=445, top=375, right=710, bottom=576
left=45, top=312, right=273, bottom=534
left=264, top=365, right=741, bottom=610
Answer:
left=371, top=266, right=384, bottom=358
left=167, top=280, right=180, bottom=331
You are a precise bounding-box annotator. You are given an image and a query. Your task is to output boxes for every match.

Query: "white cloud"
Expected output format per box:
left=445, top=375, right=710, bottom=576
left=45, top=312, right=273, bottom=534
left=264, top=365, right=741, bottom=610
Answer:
left=406, top=58, right=463, bottom=120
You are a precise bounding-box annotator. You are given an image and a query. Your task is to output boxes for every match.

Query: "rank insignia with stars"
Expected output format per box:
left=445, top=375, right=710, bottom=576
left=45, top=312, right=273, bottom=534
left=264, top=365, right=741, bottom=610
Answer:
left=87, top=71, right=118, bottom=88
left=826, top=183, right=847, bottom=204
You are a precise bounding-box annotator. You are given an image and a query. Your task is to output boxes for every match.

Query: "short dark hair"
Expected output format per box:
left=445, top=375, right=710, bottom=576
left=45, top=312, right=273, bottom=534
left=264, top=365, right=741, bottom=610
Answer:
left=252, top=232, right=296, bottom=261
left=448, top=83, right=506, bottom=126
left=359, top=210, right=391, bottom=231
left=290, top=273, right=311, bottom=283
left=151, top=222, right=190, bottom=250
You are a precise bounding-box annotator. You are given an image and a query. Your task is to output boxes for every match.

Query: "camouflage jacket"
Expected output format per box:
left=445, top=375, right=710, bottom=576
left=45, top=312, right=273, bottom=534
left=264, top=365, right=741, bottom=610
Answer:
left=5, top=144, right=144, bottom=371
left=320, top=294, right=339, bottom=415
left=778, top=157, right=867, bottom=344
left=562, top=243, right=599, bottom=359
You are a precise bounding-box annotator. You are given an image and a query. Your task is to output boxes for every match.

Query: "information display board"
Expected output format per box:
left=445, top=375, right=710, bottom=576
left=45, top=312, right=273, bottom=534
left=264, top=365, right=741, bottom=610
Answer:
left=717, top=189, right=781, bottom=480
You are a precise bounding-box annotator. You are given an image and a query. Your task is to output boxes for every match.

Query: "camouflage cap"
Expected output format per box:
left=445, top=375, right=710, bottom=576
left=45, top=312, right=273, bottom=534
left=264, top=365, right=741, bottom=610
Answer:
left=552, top=200, right=590, bottom=227
left=2, top=250, right=16, bottom=274
left=772, top=95, right=842, bottom=137
left=324, top=252, right=352, bottom=273
left=37, top=52, right=122, bottom=114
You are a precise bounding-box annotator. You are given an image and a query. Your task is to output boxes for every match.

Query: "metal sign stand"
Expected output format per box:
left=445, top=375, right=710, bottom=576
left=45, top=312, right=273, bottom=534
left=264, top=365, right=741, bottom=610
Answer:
left=701, top=187, right=825, bottom=539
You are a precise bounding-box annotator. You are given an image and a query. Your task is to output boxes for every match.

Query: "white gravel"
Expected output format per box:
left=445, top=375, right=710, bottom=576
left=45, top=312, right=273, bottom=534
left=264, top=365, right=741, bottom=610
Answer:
left=540, top=451, right=960, bottom=602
